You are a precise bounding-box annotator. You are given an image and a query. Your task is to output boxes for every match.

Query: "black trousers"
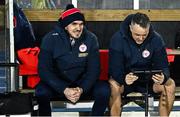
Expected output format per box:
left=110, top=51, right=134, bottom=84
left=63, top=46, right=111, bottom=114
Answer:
left=35, top=80, right=110, bottom=116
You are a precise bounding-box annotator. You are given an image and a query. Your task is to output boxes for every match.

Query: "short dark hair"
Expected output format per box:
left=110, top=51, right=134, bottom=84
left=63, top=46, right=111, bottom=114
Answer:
left=131, top=12, right=150, bottom=28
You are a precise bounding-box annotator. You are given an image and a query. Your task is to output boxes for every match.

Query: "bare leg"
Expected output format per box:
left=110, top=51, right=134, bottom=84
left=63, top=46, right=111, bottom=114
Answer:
left=153, top=78, right=175, bottom=116
left=109, top=78, right=124, bottom=116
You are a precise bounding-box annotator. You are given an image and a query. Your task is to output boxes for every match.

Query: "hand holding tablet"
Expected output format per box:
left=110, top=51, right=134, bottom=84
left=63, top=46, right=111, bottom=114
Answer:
left=131, top=70, right=162, bottom=82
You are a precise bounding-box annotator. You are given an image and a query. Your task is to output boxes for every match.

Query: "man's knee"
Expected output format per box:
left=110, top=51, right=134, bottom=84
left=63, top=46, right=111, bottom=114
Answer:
left=94, top=81, right=111, bottom=99
left=165, top=78, right=176, bottom=88
left=35, top=83, right=54, bottom=99
left=153, top=78, right=176, bottom=94
left=164, top=78, right=176, bottom=95
left=109, top=78, right=124, bottom=95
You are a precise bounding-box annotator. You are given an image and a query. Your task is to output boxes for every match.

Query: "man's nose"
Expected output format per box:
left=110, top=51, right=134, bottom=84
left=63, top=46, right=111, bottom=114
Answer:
left=76, top=25, right=81, bottom=30
left=139, top=36, right=144, bottom=40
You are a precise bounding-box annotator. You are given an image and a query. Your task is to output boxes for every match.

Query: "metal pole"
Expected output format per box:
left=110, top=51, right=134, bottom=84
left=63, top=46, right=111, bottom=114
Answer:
left=72, top=0, right=77, bottom=8
left=134, top=0, right=139, bottom=10
left=8, top=0, right=16, bottom=91
left=145, top=83, right=149, bottom=116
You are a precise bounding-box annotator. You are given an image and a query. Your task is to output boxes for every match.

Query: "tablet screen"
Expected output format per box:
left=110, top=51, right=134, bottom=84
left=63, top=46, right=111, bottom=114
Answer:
left=133, top=70, right=162, bottom=75
left=132, top=70, right=162, bottom=82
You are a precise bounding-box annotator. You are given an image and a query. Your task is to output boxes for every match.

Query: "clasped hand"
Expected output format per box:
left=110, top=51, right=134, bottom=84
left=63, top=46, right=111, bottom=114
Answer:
left=64, top=87, right=83, bottom=103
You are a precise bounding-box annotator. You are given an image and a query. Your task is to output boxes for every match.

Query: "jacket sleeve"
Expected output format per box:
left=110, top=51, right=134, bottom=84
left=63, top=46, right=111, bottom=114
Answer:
left=152, top=36, right=170, bottom=84
left=38, top=36, right=69, bottom=94
left=79, top=36, right=100, bottom=93
left=109, top=32, right=126, bottom=85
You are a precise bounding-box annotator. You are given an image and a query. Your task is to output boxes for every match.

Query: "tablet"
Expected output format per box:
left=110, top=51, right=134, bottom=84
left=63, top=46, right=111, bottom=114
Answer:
left=132, top=70, right=162, bottom=75
left=132, top=70, right=162, bottom=78
left=132, top=70, right=162, bottom=82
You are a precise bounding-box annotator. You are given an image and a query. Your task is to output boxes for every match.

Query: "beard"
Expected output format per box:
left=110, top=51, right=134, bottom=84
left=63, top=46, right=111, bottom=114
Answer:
left=71, top=30, right=82, bottom=39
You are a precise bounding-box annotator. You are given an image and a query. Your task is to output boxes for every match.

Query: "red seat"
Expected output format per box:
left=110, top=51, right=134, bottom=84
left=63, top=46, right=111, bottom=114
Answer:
left=166, top=48, right=175, bottom=63
left=27, top=75, right=40, bottom=88
left=99, top=49, right=109, bottom=80
left=18, top=47, right=40, bottom=75
left=17, top=47, right=40, bottom=88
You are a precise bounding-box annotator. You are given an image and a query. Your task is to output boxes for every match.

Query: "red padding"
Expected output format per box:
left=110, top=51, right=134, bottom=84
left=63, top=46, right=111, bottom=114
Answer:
left=17, top=47, right=40, bottom=75
left=166, top=48, right=175, bottom=63
left=99, top=50, right=109, bottom=80
left=27, top=75, right=40, bottom=88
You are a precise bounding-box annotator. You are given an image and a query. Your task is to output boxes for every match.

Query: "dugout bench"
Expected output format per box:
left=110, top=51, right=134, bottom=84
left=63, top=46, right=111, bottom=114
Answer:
left=18, top=49, right=178, bottom=116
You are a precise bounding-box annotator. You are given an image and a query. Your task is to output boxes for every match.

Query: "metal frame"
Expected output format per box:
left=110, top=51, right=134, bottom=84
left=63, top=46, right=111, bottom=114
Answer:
left=3, top=0, right=16, bottom=91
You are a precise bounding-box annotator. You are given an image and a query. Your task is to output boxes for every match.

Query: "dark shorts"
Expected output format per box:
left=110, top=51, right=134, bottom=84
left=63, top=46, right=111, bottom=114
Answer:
left=123, top=79, right=156, bottom=96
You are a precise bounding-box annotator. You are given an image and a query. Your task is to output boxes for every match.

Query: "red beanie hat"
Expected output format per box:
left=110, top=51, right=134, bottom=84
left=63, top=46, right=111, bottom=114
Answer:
left=59, top=4, right=85, bottom=28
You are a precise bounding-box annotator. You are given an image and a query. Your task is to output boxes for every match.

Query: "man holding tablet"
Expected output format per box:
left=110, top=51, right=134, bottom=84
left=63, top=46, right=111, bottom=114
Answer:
left=109, top=12, right=176, bottom=116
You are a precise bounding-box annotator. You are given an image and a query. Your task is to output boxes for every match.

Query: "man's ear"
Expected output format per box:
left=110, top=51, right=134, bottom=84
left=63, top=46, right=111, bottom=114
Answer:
left=129, top=25, right=132, bottom=31
left=65, top=26, right=68, bottom=31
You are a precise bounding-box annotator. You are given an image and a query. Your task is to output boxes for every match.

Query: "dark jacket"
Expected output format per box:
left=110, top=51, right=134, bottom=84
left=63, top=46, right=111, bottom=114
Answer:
left=109, top=14, right=169, bottom=85
left=13, top=2, right=36, bottom=50
left=38, top=23, right=100, bottom=94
